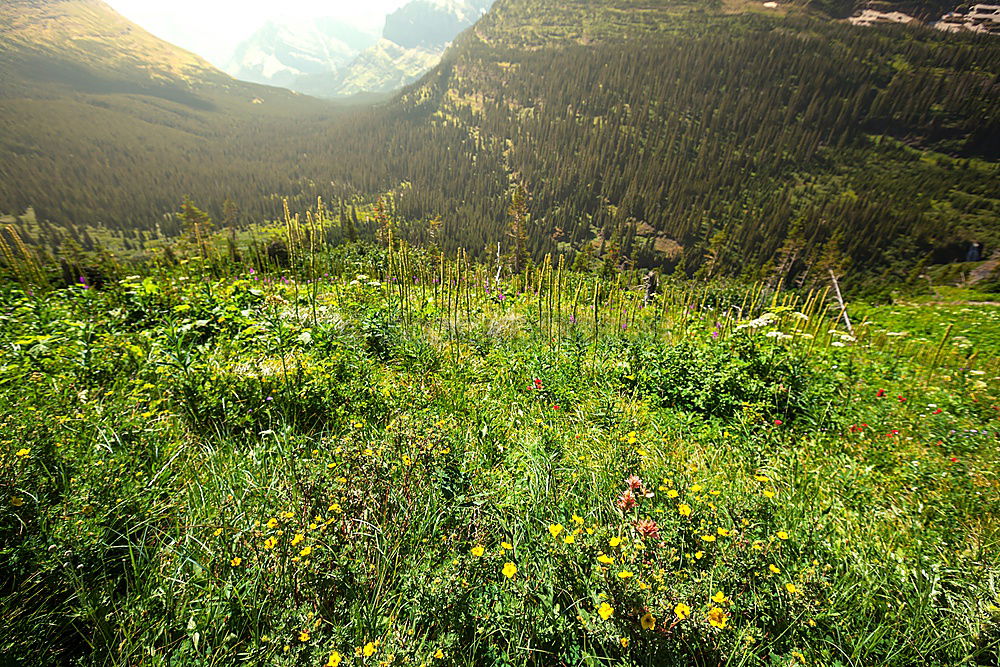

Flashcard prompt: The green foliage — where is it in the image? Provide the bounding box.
[0,250,997,666]
[627,333,808,421]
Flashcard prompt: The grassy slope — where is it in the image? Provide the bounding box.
[0,244,997,665]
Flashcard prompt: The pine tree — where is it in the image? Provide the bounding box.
[508,183,530,274]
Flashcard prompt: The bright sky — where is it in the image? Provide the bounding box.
[106,0,410,66]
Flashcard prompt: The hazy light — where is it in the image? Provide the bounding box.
[106,0,409,66]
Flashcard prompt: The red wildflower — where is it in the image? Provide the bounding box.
[876,389,885,398]
[898,396,906,403]
[950,457,958,463]
[933,409,942,414]
[634,518,660,539]
[552,404,559,410]
[773,419,783,426]
[617,489,638,511]
[626,475,644,491]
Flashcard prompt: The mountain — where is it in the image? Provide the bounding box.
[299,37,442,97]
[221,0,493,98]
[224,19,377,90]
[305,0,493,98]
[383,0,494,48]
[0,0,319,105]
[344,0,1000,289]
[1,0,998,293]
[0,0,349,230]
[0,0,225,98]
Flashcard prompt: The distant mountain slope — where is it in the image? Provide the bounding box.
[225,19,377,90]
[383,0,493,48]
[0,0,218,86]
[297,37,442,98]
[0,0,314,106]
[0,0,348,230]
[303,0,493,97]
[221,0,493,98]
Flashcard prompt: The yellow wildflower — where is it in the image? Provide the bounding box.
[572,514,585,525]
[549,524,563,538]
[363,642,377,657]
[597,554,614,565]
[674,603,691,619]
[708,607,728,629]
[563,534,575,544]
[786,582,798,594]
[299,631,310,642]
[501,542,513,550]
[11,496,24,507]
[230,557,242,567]
[291,533,305,546]
[326,652,342,667]
[617,571,633,579]
[300,546,312,557]
[717,527,731,537]
[15,448,29,458]
[769,564,781,574]
[266,518,278,530]
[678,504,692,517]
[471,545,485,557]
[777,531,789,540]
[434,648,444,659]
[667,489,679,498]
[598,602,613,620]
[609,537,622,547]
[263,537,277,550]
[711,591,728,604]
[641,612,655,630]
[502,562,517,579]
[701,535,716,542]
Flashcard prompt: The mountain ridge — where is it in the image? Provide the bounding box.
[0,0,997,291]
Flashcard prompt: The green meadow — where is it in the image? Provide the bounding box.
[1,232,997,666]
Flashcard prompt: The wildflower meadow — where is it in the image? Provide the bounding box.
[1,234,997,666]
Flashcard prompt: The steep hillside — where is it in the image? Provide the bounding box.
[0,0,354,232]
[364,0,1000,289]
[0,0,219,90]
